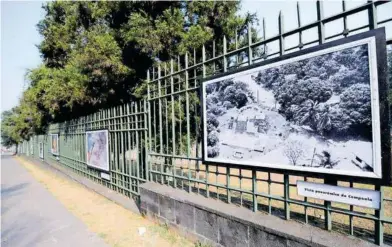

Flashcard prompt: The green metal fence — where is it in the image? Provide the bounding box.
[146,0,392,245]
[21,101,148,198]
[19,0,392,245]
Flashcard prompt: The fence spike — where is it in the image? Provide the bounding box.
[367,0,377,30]
[248,22,253,65]
[202,44,206,77]
[223,35,227,72]
[193,48,196,65]
[278,11,284,56]
[236,27,239,66]
[297,2,301,27]
[297,2,303,48]
[316,0,325,44]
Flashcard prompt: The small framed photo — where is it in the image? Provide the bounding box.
[86,129,109,171]
[50,134,59,155]
[39,142,44,159]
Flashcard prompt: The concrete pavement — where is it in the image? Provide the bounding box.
[1,155,109,247]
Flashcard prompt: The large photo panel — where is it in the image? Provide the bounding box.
[86,129,109,171]
[202,29,390,182]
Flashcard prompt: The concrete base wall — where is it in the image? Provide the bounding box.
[140,182,377,247]
[20,155,378,247]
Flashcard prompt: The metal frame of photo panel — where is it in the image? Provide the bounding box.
[85,129,110,172]
[50,133,59,155]
[201,28,390,185]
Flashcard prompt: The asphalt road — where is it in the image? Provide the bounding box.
[1,155,108,247]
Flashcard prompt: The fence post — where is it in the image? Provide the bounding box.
[248,23,253,66]
[324,177,337,231]
[278,10,290,221]
[375,184,384,245]
[252,170,257,212]
[144,99,149,181]
[202,44,209,198]
[366,3,382,244]
[170,59,176,189]
[316,0,325,44]
[297,2,303,48]
[223,35,227,72]
[147,70,152,182]
[367,0,377,30]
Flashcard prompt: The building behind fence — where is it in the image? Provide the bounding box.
[19,1,392,245]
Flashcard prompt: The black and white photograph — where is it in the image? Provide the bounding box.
[203,36,383,178]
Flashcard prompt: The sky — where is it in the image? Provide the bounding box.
[1,1,44,112]
[0,1,391,113]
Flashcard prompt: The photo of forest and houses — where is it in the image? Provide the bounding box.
[204,43,376,173]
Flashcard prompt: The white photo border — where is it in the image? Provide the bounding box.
[202,36,382,179]
[85,129,110,172]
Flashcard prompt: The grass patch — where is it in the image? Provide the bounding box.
[16,157,195,247]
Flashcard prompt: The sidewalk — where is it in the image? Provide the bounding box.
[1,155,194,247]
[1,155,109,247]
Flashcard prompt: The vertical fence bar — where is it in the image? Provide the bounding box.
[120,105,125,191]
[349,181,354,235]
[165,64,169,155]
[144,99,149,181]
[235,28,239,66]
[223,36,228,72]
[185,52,192,193]
[324,178,337,231]
[158,65,164,185]
[278,11,285,56]
[342,0,349,37]
[248,23,253,65]
[263,18,267,58]
[224,24,231,203]
[152,68,157,153]
[212,41,216,73]
[170,59,176,189]
[375,184,383,245]
[316,0,325,44]
[226,167,231,204]
[202,44,209,198]
[304,177,308,224]
[126,103,132,191]
[297,2,303,48]
[158,65,163,155]
[268,173,272,214]
[252,170,257,212]
[135,103,140,194]
[279,10,290,220]
[147,70,152,181]
[368,0,377,30]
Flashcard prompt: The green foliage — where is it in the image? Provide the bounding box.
[1,109,20,148]
[9,1,258,142]
[255,44,371,137]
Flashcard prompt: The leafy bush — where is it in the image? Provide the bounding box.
[207,145,220,158]
[253,44,372,139]
[207,130,219,146]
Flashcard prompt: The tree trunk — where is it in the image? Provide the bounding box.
[13,143,18,155]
